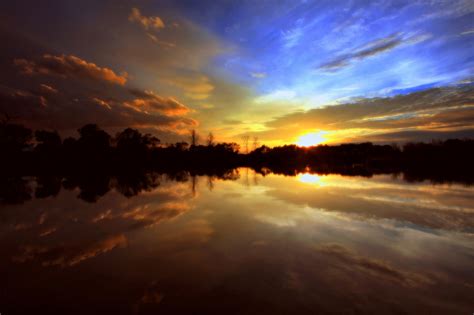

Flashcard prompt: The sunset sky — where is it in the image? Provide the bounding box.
[0,0,473,146]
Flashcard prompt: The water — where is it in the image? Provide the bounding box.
[1,169,473,314]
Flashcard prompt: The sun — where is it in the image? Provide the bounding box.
[296,131,327,147]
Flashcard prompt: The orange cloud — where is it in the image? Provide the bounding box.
[121,201,190,228]
[92,97,112,110]
[13,234,128,267]
[39,84,58,94]
[14,54,128,85]
[129,8,165,30]
[126,89,190,116]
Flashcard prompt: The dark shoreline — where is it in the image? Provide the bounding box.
[2,123,474,188]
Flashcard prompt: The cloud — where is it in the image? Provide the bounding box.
[0,52,197,139]
[14,54,128,85]
[146,32,176,47]
[460,29,474,36]
[250,72,266,79]
[13,234,128,267]
[315,244,433,287]
[129,8,165,30]
[267,84,474,129]
[318,33,431,72]
[127,89,191,115]
[162,74,215,100]
[412,0,474,23]
[92,97,112,110]
[248,83,474,144]
[266,175,474,231]
[39,84,58,94]
[0,84,48,112]
[120,202,190,229]
[352,128,474,143]
[0,83,196,138]
[282,27,303,49]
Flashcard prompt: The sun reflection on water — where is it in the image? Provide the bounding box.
[298,173,323,185]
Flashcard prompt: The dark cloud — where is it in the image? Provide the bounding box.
[14,54,128,85]
[256,83,474,143]
[0,84,47,117]
[352,128,474,143]
[268,84,474,129]
[315,244,433,287]
[1,54,197,139]
[13,234,128,267]
[38,83,58,94]
[318,33,429,71]
[0,83,196,134]
[125,89,190,116]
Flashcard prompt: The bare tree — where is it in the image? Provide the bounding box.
[190,129,199,146]
[207,132,215,146]
[253,136,259,151]
[241,135,250,154]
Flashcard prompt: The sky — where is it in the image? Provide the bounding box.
[0,0,473,146]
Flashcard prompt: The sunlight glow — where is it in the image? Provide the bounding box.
[298,174,322,185]
[297,131,327,147]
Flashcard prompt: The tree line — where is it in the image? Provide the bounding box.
[1,122,474,179]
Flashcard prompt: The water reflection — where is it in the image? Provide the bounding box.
[1,169,473,314]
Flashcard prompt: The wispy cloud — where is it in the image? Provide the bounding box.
[318,33,431,72]
[460,29,474,36]
[250,72,266,79]
[146,32,176,47]
[129,8,165,30]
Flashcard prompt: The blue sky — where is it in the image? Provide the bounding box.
[174,0,473,104]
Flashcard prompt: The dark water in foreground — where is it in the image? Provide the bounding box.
[1,169,474,314]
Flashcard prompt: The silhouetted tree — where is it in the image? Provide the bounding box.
[253,136,259,151]
[35,176,61,199]
[1,121,473,187]
[77,124,111,152]
[116,128,159,153]
[0,123,32,152]
[0,177,32,204]
[190,129,199,146]
[35,130,61,153]
[242,135,249,154]
[207,132,215,146]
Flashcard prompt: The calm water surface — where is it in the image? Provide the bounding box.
[1,169,474,314]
